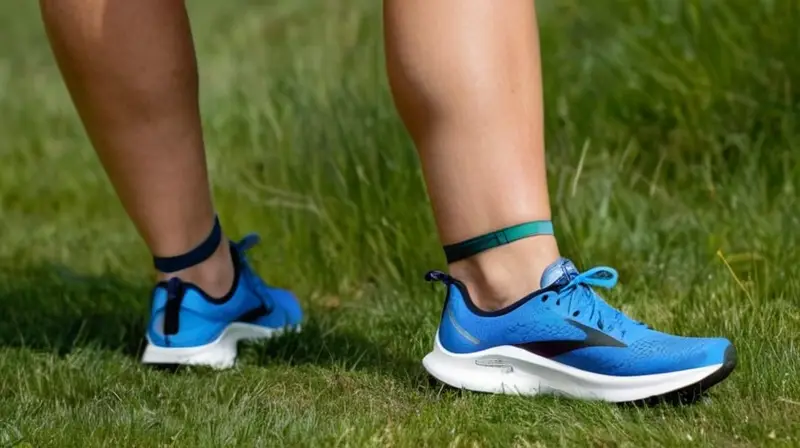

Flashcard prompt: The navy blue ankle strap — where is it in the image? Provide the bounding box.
[443,220,553,264]
[153,216,222,273]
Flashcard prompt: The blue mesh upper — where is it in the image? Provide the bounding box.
[437,258,731,376]
[147,235,303,348]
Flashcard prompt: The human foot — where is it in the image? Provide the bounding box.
[422,258,736,403]
[142,235,302,369]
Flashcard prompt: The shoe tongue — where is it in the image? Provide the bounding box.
[540,258,579,288]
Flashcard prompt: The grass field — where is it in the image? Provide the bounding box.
[0,0,799,446]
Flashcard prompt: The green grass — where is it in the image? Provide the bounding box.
[0,0,798,446]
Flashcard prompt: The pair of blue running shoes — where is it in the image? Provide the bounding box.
[142,234,736,403]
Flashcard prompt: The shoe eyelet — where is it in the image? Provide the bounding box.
[541,294,549,303]
[556,299,561,306]
[572,311,580,317]
[597,320,604,329]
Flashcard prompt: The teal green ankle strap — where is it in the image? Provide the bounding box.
[443,220,553,264]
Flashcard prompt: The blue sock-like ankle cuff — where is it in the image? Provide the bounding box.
[153,216,222,273]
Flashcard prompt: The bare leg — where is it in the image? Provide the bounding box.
[384,0,558,310]
[40,0,232,296]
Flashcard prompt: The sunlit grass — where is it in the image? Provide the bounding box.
[0,0,797,446]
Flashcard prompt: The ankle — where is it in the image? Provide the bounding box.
[448,235,559,311]
[157,239,235,299]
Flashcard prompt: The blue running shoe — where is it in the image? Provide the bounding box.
[422,258,736,402]
[141,235,302,369]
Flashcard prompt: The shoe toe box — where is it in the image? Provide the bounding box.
[265,287,304,328]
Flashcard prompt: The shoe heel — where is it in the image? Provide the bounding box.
[142,322,282,369]
[141,339,237,369]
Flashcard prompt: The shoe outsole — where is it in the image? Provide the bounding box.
[141,323,301,369]
[632,344,737,406]
[423,335,737,404]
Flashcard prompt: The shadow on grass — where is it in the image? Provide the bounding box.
[0,263,420,383]
[0,263,729,405]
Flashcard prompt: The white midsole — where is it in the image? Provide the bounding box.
[422,334,721,402]
[141,323,297,369]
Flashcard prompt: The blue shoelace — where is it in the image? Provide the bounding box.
[553,267,646,337]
